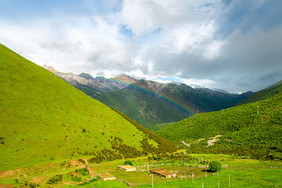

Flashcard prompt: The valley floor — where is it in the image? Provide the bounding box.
[0,152,281,187]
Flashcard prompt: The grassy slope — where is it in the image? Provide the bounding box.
[150,122,175,132]
[238,80,282,105]
[0,44,175,170]
[157,93,282,159]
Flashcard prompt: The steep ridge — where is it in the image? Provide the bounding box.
[0,44,176,170]
[238,80,282,105]
[97,79,252,128]
[157,91,282,159]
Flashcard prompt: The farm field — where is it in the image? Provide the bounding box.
[0,153,281,187]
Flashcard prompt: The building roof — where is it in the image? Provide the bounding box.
[150,169,175,177]
[118,165,136,170]
[99,173,116,179]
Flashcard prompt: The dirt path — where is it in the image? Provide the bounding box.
[0,169,21,178]
[181,141,190,147]
[207,135,222,147]
[31,177,45,184]
[0,184,15,188]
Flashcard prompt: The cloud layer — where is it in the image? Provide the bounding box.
[0,0,281,93]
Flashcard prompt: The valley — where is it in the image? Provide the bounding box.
[43,66,253,128]
[0,44,281,187]
[1,1,282,187]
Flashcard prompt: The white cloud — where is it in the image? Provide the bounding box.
[0,0,281,93]
[120,0,223,36]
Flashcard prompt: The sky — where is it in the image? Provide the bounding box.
[0,0,282,93]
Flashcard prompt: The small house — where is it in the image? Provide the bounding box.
[98,173,116,181]
[117,165,136,172]
[150,169,176,178]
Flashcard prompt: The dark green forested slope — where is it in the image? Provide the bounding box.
[0,44,176,170]
[157,93,282,159]
[97,80,251,128]
[97,87,190,129]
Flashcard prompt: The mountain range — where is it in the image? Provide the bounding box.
[43,65,137,97]
[43,66,253,128]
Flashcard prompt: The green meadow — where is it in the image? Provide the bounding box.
[0,153,281,187]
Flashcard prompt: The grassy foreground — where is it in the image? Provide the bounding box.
[135,168,282,188]
[0,153,281,187]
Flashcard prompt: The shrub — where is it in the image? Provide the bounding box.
[78,158,86,164]
[47,174,63,184]
[124,160,133,166]
[72,175,82,182]
[75,168,89,176]
[208,161,221,172]
[29,182,39,188]
[71,175,81,182]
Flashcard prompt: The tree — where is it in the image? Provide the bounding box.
[124,160,133,166]
[208,161,221,172]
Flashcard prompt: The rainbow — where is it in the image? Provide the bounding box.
[97,77,195,115]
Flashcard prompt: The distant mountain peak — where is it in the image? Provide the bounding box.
[42,65,58,73]
[188,84,203,89]
[170,81,183,85]
[79,73,94,79]
[111,74,138,84]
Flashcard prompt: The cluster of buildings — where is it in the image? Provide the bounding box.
[99,164,176,181]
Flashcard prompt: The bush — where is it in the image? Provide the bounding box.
[208,161,221,172]
[75,168,89,176]
[124,160,133,166]
[78,159,86,164]
[71,175,81,182]
[47,174,63,184]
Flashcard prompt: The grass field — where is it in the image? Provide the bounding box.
[0,153,281,187]
[135,168,282,188]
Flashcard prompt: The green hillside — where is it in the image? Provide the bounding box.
[157,92,282,159]
[238,80,282,105]
[150,122,175,132]
[0,44,176,171]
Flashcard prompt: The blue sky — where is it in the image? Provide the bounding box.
[0,0,281,93]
